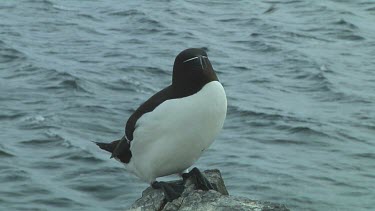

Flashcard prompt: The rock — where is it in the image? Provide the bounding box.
[128,169,289,211]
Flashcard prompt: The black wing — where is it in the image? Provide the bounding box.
[110,85,175,163]
[125,85,175,141]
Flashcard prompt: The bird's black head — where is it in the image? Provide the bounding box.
[172,48,218,96]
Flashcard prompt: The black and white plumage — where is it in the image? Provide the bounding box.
[96,48,227,184]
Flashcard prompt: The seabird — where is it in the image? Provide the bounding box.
[95,48,227,201]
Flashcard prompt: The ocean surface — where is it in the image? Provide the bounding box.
[1,0,375,210]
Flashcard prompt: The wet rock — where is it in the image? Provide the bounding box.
[128,169,289,211]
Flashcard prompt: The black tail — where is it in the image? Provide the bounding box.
[94,137,132,163]
[94,141,119,154]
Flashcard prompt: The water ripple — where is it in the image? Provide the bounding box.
[0,168,30,182]
[0,149,14,157]
[31,197,83,208]
[0,41,27,63]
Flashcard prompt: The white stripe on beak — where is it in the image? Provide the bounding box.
[183,56,208,63]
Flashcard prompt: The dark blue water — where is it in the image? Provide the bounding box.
[1,1,375,210]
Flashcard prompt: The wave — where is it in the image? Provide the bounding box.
[25,0,56,12]
[228,104,333,142]
[282,31,332,43]
[336,34,365,41]
[76,13,102,22]
[66,153,104,164]
[231,39,282,53]
[284,66,369,103]
[29,161,65,170]
[109,9,145,17]
[287,126,330,137]
[0,113,26,120]
[59,79,82,90]
[0,149,14,157]
[228,105,299,122]
[331,19,365,40]
[267,138,309,146]
[0,168,30,182]
[304,20,364,41]
[2,64,39,79]
[18,115,61,130]
[333,19,358,30]
[0,41,27,63]
[3,63,91,93]
[102,68,166,93]
[62,166,123,180]
[31,197,83,208]
[37,69,91,93]
[16,183,52,195]
[48,79,88,92]
[107,9,165,34]
[19,137,63,148]
[350,152,375,160]
[49,151,104,164]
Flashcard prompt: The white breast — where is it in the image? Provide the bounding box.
[126,81,227,183]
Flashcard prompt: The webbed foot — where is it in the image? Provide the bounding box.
[151,181,185,202]
[182,167,217,191]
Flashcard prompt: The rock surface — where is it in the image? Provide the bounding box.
[128,169,289,211]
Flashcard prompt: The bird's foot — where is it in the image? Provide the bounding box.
[151,181,185,202]
[182,167,217,191]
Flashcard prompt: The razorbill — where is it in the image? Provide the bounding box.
[95,48,227,201]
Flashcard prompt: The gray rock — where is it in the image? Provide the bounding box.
[128,169,289,211]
